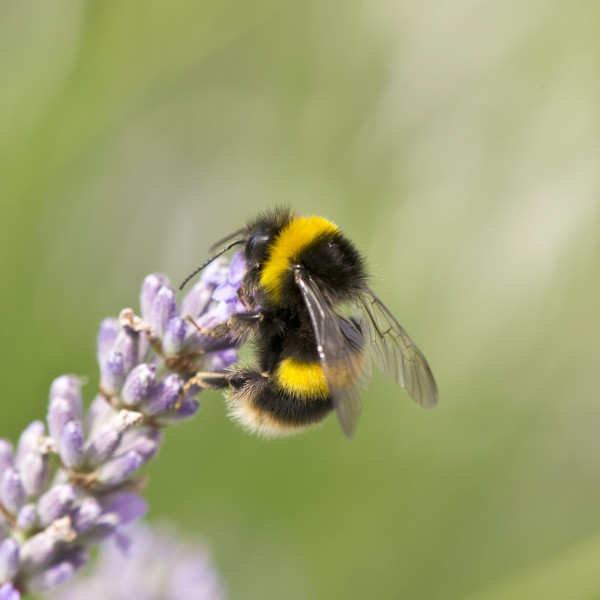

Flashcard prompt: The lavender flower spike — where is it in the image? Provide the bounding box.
[47,523,226,600]
[0,254,244,596]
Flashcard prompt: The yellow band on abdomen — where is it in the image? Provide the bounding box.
[260,215,338,303]
[275,358,329,400]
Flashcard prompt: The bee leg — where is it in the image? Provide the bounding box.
[186,312,265,339]
[225,312,265,340]
[176,371,230,409]
[184,315,230,338]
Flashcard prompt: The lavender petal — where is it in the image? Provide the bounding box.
[0,538,20,582]
[59,422,85,470]
[149,286,177,338]
[14,422,45,470]
[200,257,229,287]
[141,374,183,416]
[0,582,20,600]
[49,376,83,421]
[37,485,77,528]
[19,451,50,499]
[205,348,238,372]
[228,250,246,286]
[96,317,119,365]
[26,547,88,594]
[111,329,139,374]
[75,513,120,546]
[140,273,170,321]
[101,492,147,525]
[212,282,238,303]
[99,350,125,396]
[84,426,120,467]
[15,505,36,536]
[154,398,200,425]
[162,317,188,357]
[0,469,26,515]
[119,428,161,462]
[84,395,114,435]
[121,364,156,407]
[179,280,214,320]
[96,451,144,486]
[47,399,75,444]
[70,498,102,535]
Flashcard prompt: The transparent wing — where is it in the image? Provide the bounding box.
[293,267,371,439]
[359,289,438,409]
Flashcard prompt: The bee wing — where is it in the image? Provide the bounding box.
[358,289,438,409]
[293,267,371,439]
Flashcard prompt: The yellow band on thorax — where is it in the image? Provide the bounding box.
[275,358,329,400]
[260,215,338,303]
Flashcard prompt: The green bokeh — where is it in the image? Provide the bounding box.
[2,1,600,598]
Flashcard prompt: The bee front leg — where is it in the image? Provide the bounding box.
[186,312,265,339]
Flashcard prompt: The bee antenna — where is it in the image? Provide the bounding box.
[179,239,245,290]
[208,228,246,252]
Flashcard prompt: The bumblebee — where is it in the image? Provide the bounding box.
[180,208,438,439]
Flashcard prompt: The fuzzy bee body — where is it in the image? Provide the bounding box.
[181,208,438,439]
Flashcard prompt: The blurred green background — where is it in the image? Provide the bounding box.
[2,0,600,598]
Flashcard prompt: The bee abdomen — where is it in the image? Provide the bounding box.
[274,358,329,400]
[226,365,333,437]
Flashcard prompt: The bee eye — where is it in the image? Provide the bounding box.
[246,232,270,260]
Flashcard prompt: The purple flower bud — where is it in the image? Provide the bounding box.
[19,451,50,499]
[0,582,20,600]
[162,318,188,357]
[96,317,119,365]
[120,428,161,461]
[76,513,119,546]
[20,517,74,572]
[85,409,143,467]
[140,273,170,321]
[16,504,37,532]
[37,484,77,528]
[15,421,45,469]
[154,398,199,425]
[141,374,183,416]
[186,303,234,353]
[0,469,26,514]
[99,350,125,396]
[84,396,114,435]
[180,281,214,320]
[228,250,246,286]
[84,426,120,466]
[47,398,75,444]
[49,376,83,420]
[112,329,139,374]
[150,286,177,338]
[59,421,85,470]
[121,364,156,407]
[0,441,14,478]
[0,538,20,582]
[26,547,87,594]
[71,497,102,534]
[96,451,143,486]
[102,492,147,525]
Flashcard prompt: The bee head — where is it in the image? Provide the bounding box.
[245,232,271,267]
